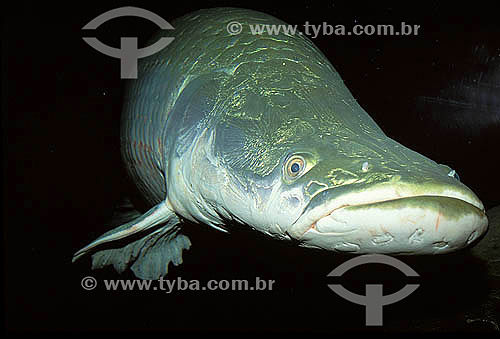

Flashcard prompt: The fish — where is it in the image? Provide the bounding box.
[73,7,488,279]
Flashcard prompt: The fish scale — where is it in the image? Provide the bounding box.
[74,8,488,279]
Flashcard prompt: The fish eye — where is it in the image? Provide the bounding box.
[285,155,305,178]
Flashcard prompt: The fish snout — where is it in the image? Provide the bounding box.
[298,195,488,254]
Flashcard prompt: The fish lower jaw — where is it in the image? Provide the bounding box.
[296,195,488,255]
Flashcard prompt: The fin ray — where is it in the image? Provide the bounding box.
[73,200,192,279]
[72,200,175,262]
[90,217,191,279]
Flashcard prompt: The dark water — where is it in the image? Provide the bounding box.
[4,2,499,333]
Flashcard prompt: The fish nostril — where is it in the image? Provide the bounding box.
[361,161,370,172]
[447,169,460,181]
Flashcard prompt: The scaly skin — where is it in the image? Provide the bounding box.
[74,8,488,279]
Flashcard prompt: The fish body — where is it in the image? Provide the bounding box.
[73,8,488,279]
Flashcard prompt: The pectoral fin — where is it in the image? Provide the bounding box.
[72,200,191,279]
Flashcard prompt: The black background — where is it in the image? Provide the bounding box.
[4,1,500,333]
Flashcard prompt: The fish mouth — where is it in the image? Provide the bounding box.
[290,187,488,255]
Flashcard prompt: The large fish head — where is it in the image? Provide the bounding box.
[214,85,488,255]
[276,140,488,255]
